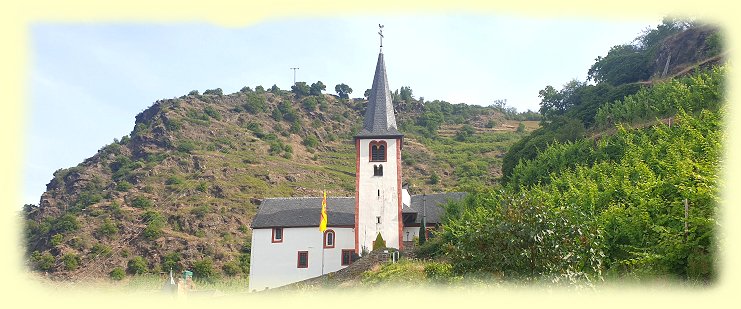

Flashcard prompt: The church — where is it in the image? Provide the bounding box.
[248,36,465,291]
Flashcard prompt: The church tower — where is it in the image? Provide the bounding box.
[355,34,404,254]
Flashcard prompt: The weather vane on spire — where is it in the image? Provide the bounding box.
[378,24,384,51]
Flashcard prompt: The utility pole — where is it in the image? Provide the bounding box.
[290,67,299,85]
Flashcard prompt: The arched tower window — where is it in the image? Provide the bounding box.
[369,141,387,162]
[374,164,383,176]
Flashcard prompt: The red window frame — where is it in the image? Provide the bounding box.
[369,141,387,162]
[272,228,283,243]
[341,249,354,266]
[297,251,309,268]
[323,229,335,249]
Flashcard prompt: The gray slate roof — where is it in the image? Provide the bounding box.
[406,192,468,225]
[251,197,355,229]
[356,52,403,138]
[251,192,467,229]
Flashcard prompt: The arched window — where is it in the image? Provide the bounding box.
[369,141,387,162]
[374,164,383,176]
[324,229,335,248]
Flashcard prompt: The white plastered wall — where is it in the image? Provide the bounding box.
[248,227,354,291]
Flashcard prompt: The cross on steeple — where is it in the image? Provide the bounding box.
[378,24,384,51]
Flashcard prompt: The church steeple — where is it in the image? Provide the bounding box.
[354,25,405,254]
[356,52,403,138]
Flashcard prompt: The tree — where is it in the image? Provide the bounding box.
[399,86,414,102]
[269,84,281,93]
[127,256,148,275]
[372,233,386,251]
[310,81,326,96]
[364,89,371,98]
[203,88,223,96]
[335,83,353,99]
[291,82,310,97]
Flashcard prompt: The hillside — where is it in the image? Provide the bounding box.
[23,85,532,280]
[421,20,726,285]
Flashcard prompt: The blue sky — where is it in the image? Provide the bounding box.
[25,14,659,205]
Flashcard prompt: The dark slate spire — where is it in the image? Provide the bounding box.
[356,52,403,138]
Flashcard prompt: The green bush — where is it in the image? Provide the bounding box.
[50,234,63,246]
[190,205,210,218]
[176,140,197,153]
[222,260,241,277]
[91,243,112,257]
[62,253,80,271]
[98,219,119,238]
[303,135,319,148]
[31,251,55,271]
[130,196,153,209]
[127,256,148,275]
[165,175,185,186]
[372,233,386,251]
[109,267,125,280]
[193,258,215,279]
[52,214,79,233]
[162,252,182,273]
[424,262,454,283]
[203,88,223,96]
[203,106,222,120]
[116,180,132,192]
[302,97,318,111]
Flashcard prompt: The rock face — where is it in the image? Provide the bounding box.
[651,26,723,79]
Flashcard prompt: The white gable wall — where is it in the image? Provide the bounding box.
[248,226,354,291]
[357,138,401,253]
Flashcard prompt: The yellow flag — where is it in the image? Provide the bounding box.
[319,190,327,232]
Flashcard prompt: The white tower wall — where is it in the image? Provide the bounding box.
[355,138,402,253]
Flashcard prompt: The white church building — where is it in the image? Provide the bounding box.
[248,42,466,292]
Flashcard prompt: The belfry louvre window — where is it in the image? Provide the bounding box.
[369,141,387,162]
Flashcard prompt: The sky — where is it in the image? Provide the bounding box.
[24,14,660,206]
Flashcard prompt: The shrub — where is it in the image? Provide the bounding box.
[244,94,267,114]
[429,172,440,185]
[222,260,241,276]
[98,219,119,238]
[162,252,182,273]
[303,135,319,148]
[31,251,55,271]
[302,97,318,111]
[176,140,197,153]
[52,214,79,233]
[116,180,132,192]
[517,122,526,133]
[50,234,63,246]
[91,243,112,257]
[188,90,199,96]
[193,258,215,279]
[203,88,223,96]
[127,256,148,275]
[203,106,222,120]
[424,262,454,283]
[239,253,251,274]
[62,253,80,271]
[486,119,497,128]
[130,196,153,209]
[109,267,125,280]
[372,233,386,251]
[165,175,185,186]
[190,205,210,219]
[240,86,253,93]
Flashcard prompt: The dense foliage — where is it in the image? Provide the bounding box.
[442,67,724,283]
